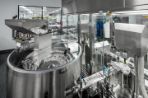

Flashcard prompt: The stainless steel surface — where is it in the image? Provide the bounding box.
[81,67,116,89]
[64,42,82,88]
[7,51,66,98]
[77,14,81,44]
[62,0,148,14]
[62,0,125,14]
[125,0,148,7]
[134,56,148,98]
[7,42,82,98]
[5,16,80,98]
[114,23,148,57]
[5,19,48,35]
[114,23,148,98]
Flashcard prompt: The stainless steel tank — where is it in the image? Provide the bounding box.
[5,19,82,98]
[7,43,82,98]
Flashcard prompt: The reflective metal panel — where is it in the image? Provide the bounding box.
[62,0,125,14]
[123,0,148,11]
[88,0,124,12]
[7,43,82,98]
[5,19,48,34]
[125,0,148,7]
[7,51,66,98]
[63,0,148,14]
[114,23,148,57]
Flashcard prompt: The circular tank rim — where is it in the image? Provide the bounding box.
[7,43,82,74]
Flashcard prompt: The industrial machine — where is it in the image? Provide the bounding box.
[61,0,148,98]
[5,0,148,98]
[114,23,148,98]
[5,19,82,98]
[5,18,133,98]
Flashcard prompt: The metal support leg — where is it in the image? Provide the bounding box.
[134,56,148,98]
[134,56,139,98]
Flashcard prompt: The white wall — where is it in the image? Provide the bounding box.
[0,0,18,51]
[0,0,61,51]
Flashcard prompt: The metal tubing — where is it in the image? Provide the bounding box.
[89,14,93,62]
[77,14,81,44]
[134,56,148,98]
[137,56,148,98]
[134,56,139,98]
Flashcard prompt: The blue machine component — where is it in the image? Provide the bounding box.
[103,65,110,76]
[96,19,104,40]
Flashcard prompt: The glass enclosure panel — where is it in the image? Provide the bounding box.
[19,6,61,35]
[43,7,61,23]
[62,14,78,42]
[19,6,42,19]
[44,7,61,34]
